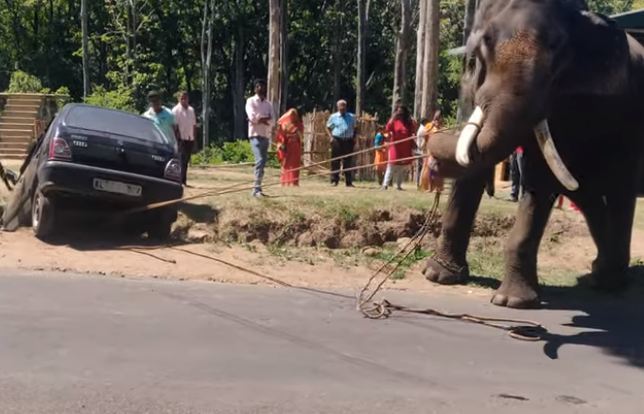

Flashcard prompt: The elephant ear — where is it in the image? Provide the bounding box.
[556,11,630,96]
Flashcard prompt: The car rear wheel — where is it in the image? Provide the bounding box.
[32,190,56,239]
[147,207,176,241]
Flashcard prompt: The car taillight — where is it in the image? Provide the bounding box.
[49,137,72,160]
[164,158,182,182]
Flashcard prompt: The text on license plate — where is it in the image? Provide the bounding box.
[93,178,142,197]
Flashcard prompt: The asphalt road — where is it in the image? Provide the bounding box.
[0,270,643,413]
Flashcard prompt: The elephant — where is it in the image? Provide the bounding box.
[424,0,644,308]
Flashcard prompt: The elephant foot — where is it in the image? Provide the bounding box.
[491,276,540,309]
[423,255,469,285]
[588,259,629,292]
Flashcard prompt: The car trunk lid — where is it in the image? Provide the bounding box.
[61,127,173,178]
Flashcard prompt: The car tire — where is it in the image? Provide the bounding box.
[32,190,56,239]
[147,208,175,241]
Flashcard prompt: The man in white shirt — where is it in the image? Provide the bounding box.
[172,91,197,185]
[245,79,275,197]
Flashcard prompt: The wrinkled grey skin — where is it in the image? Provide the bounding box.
[425,0,644,308]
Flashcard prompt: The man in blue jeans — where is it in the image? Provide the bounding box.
[245,80,275,197]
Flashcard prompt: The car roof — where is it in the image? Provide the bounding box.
[60,103,152,126]
[58,103,171,145]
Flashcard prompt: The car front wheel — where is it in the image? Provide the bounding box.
[32,190,57,239]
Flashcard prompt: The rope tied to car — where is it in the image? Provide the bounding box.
[2,125,548,342]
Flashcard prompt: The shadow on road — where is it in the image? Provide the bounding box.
[470,266,644,368]
[540,265,644,368]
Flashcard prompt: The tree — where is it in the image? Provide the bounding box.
[413,0,427,120]
[356,0,368,115]
[267,0,284,117]
[81,0,90,98]
[391,0,412,115]
[279,0,289,114]
[420,0,439,119]
[231,10,247,139]
[201,0,215,148]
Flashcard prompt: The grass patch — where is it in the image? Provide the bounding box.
[374,248,431,280]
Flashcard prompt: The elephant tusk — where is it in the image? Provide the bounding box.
[456,106,484,167]
[534,120,579,191]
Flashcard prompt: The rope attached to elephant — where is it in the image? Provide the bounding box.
[356,192,548,342]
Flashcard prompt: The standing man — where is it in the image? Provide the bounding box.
[245,80,274,198]
[143,90,179,145]
[172,91,197,185]
[326,99,357,187]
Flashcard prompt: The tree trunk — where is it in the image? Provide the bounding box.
[413,0,427,120]
[420,0,439,120]
[232,23,246,139]
[332,4,342,104]
[129,0,137,53]
[81,0,90,98]
[391,0,412,115]
[267,0,282,118]
[356,0,367,115]
[201,0,214,149]
[279,0,289,115]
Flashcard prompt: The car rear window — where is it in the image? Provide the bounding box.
[65,105,170,144]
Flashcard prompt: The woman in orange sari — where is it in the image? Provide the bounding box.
[275,108,304,186]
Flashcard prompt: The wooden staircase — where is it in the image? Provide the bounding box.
[0,94,43,160]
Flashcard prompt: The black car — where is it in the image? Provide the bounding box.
[2,104,183,239]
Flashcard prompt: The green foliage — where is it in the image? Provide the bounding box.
[587,0,633,14]
[220,141,254,164]
[85,86,136,112]
[0,0,640,137]
[7,70,43,93]
[54,86,70,96]
[374,248,431,280]
[191,146,224,165]
[191,140,280,167]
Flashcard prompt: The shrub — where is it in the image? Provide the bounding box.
[54,86,70,96]
[191,140,279,167]
[221,141,254,164]
[7,70,43,93]
[191,145,224,165]
[85,85,136,113]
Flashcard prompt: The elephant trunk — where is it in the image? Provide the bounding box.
[428,106,579,191]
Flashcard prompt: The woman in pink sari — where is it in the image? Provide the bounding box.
[275,108,304,186]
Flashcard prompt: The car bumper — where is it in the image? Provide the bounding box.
[37,161,183,207]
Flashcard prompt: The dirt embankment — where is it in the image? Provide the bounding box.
[173,201,590,249]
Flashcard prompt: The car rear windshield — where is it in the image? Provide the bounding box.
[65,106,171,144]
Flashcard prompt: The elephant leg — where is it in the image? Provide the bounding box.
[596,188,637,290]
[492,191,554,308]
[571,193,617,289]
[424,170,487,284]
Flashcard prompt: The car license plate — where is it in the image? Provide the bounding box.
[93,178,142,197]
